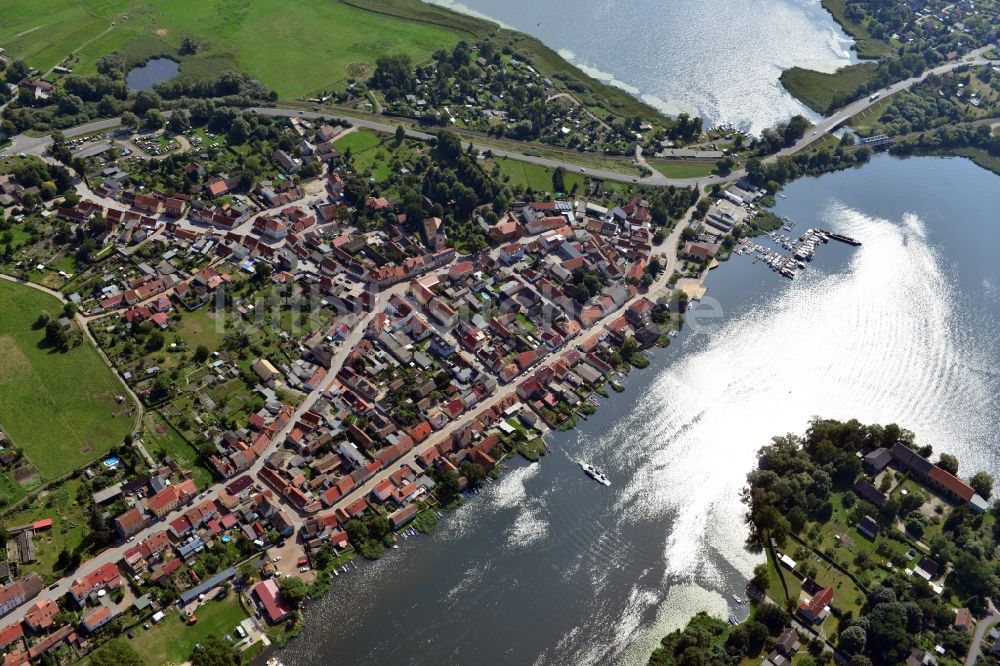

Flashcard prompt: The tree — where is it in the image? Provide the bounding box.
[460,460,486,486]
[229,116,250,144]
[839,625,867,654]
[168,109,191,133]
[970,471,993,499]
[552,166,566,193]
[749,563,769,594]
[755,603,788,634]
[44,319,68,351]
[90,639,144,666]
[190,635,241,666]
[5,60,30,85]
[279,575,308,608]
[194,345,211,363]
[143,108,165,130]
[937,453,959,476]
[180,36,200,55]
[865,602,913,665]
[121,111,139,130]
[394,124,406,146]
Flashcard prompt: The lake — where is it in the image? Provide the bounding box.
[274,154,1000,665]
[426,0,857,133]
[126,57,179,92]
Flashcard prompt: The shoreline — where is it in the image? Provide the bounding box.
[418,0,857,128]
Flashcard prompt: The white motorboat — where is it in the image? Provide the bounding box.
[580,462,611,486]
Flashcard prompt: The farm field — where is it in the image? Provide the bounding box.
[0,0,464,98]
[0,279,134,479]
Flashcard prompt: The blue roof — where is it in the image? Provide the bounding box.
[178,567,237,605]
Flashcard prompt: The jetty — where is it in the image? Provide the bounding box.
[817,229,862,246]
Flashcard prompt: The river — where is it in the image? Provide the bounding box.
[274,154,1000,665]
[425,0,858,132]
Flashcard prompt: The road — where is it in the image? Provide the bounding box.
[0,288,389,628]
[778,45,997,158]
[965,606,1000,666]
[4,44,995,190]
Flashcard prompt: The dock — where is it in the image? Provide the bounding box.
[817,229,862,246]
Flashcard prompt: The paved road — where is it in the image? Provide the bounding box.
[0,287,393,627]
[247,107,690,187]
[777,45,996,159]
[4,45,994,190]
[965,607,1000,666]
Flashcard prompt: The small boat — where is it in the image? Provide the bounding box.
[580,462,611,486]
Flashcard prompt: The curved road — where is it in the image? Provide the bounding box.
[3,45,992,190]
[965,607,1000,666]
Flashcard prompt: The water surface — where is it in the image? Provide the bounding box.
[426,0,856,132]
[126,57,179,92]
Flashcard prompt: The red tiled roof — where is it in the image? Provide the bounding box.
[927,466,975,501]
[799,586,833,618]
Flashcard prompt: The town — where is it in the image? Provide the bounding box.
[0,0,998,662]
[0,91,755,662]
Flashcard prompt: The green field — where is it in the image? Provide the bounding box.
[780,62,878,114]
[0,0,464,98]
[650,160,718,179]
[847,96,892,133]
[173,306,229,351]
[0,279,134,478]
[0,0,669,123]
[122,594,248,665]
[493,157,584,193]
[335,129,394,181]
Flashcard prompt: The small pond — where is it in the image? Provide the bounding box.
[126,57,179,92]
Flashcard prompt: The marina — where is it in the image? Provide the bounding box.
[738,227,860,279]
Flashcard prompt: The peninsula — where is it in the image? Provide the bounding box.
[651,419,1000,666]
